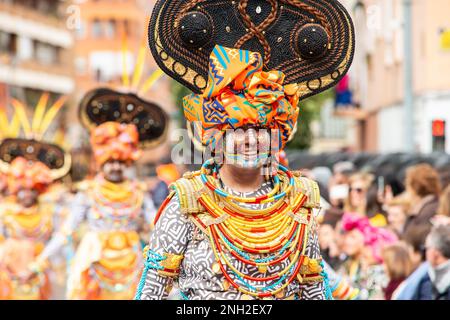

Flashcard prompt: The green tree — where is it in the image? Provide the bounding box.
[287,89,335,150]
[171,80,192,129]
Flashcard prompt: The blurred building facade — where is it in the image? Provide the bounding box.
[336,0,450,154]
[71,0,175,171]
[0,0,75,107]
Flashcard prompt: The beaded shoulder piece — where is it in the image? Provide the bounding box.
[170,170,321,215]
[170,171,205,214]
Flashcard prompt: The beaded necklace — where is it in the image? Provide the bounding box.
[91,176,143,222]
[4,204,53,242]
[195,160,312,298]
[200,159,294,204]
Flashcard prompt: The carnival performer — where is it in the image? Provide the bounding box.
[0,96,72,300]
[34,59,169,300]
[136,0,355,300]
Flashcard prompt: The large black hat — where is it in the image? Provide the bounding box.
[0,138,71,180]
[149,0,355,99]
[79,88,169,148]
[0,94,72,180]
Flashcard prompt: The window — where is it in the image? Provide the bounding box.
[17,36,34,61]
[105,19,117,39]
[123,20,131,37]
[75,21,87,40]
[0,31,16,56]
[92,19,103,39]
[75,57,87,75]
[35,42,59,65]
[0,32,11,53]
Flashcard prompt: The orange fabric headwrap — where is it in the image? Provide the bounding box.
[7,157,52,194]
[183,45,300,149]
[91,122,141,166]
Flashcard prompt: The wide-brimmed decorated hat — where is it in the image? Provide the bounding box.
[79,35,169,149]
[0,94,71,182]
[149,0,355,99]
[79,88,169,149]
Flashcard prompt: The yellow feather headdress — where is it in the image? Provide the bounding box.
[0,94,71,181]
[79,29,169,149]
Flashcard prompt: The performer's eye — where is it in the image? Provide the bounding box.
[9,146,21,158]
[295,23,330,60]
[178,11,214,49]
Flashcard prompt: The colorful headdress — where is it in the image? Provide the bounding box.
[342,213,398,264]
[91,122,142,166]
[6,157,53,194]
[149,0,354,148]
[0,94,71,190]
[79,35,169,150]
[184,46,300,148]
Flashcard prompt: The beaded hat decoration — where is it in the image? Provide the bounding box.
[0,94,71,181]
[148,0,355,99]
[79,34,169,148]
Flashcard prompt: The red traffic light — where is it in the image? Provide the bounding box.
[432,120,446,137]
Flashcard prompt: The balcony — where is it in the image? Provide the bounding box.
[0,53,75,94]
[0,2,65,29]
[333,106,369,120]
[0,3,73,48]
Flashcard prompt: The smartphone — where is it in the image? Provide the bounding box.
[329,184,349,200]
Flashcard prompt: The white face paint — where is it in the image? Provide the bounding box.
[223,127,271,169]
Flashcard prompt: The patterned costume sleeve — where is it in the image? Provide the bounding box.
[137,194,192,300]
[299,218,326,300]
[38,191,88,261]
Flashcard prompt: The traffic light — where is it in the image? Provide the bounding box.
[432,119,445,137]
[432,119,446,152]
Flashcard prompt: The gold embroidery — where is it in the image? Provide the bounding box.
[159,253,184,271]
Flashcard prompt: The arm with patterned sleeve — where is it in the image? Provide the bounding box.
[135,194,192,300]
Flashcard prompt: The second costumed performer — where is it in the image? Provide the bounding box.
[136,0,354,300]
[36,87,169,299]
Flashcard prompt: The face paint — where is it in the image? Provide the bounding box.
[223,127,272,169]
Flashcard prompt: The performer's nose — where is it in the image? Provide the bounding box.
[246,130,258,147]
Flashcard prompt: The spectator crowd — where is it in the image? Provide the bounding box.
[302,159,450,300]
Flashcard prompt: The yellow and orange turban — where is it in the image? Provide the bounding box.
[91,122,141,166]
[6,157,52,194]
[183,45,300,149]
